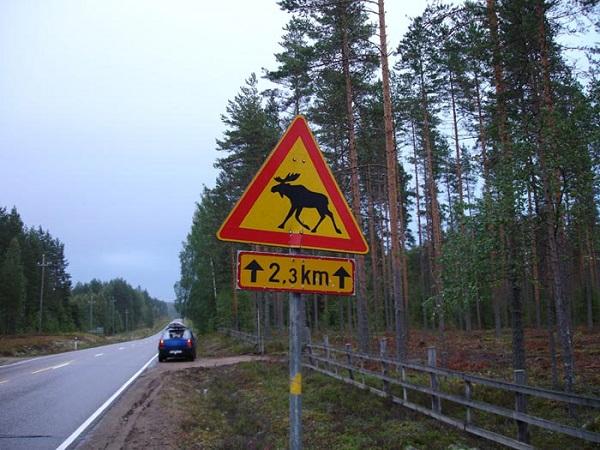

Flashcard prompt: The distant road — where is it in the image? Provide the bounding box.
[0,333,160,450]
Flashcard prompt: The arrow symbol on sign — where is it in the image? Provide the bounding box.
[244,260,264,283]
[333,267,351,289]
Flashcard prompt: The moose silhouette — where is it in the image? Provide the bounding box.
[271,173,342,234]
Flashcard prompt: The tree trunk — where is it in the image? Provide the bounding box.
[367,168,383,331]
[449,71,465,215]
[339,5,369,353]
[276,293,285,330]
[544,261,560,388]
[527,171,542,328]
[378,0,406,361]
[411,121,428,330]
[486,0,526,371]
[581,251,592,331]
[398,174,410,318]
[264,293,271,339]
[313,294,319,331]
[535,0,575,390]
[444,168,454,230]
[419,65,444,337]
[493,280,502,337]
[449,71,472,331]
[585,229,596,330]
[474,70,490,332]
[475,71,489,183]
[381,202,393,331]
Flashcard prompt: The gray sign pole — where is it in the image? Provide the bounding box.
[289,290,302,450]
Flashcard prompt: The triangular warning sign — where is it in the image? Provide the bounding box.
[217,115,368,254]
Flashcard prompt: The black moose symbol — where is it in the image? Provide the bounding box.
[271,173,342,234]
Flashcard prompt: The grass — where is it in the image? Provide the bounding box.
[196,332,260,357]
[157,334,497,450]
[178,332,600,449]
[161,363,493,450]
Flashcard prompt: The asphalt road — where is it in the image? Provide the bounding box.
[0,332,161,450]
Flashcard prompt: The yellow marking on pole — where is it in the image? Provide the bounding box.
[290,373,302,395]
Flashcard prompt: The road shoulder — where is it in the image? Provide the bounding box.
[74,355,272,450]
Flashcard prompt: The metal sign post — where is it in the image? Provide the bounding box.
[289,290,302,450]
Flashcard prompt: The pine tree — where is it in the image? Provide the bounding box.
[178,78,281,332]
[0,237,26,334]
[265,17,315,117]
[278,0,379,351]
[214,73,282,201]
[396,4,449,341]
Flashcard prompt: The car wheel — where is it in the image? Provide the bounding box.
[158,356,164,362]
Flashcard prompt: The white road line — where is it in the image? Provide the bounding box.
[0,379,8,384]
[31,360,74,374]
[55,353,157,450]
[94,353,104,357]
[118,347,125,350]
[0,354,57,369]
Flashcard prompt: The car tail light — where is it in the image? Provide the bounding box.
[159,339,164,349]
[187,338,192,348]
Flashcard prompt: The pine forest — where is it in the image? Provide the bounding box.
[0,206,168,335]
[176,0,599,393]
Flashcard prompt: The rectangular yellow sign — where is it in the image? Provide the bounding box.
[237,251,355,296]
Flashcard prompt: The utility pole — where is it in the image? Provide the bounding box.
[37,254,52,333]
[125,309,129,332]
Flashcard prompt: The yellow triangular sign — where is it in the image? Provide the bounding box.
[217,115,368,254]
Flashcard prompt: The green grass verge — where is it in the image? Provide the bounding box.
[158,334,495,449]
[162,362,494,450]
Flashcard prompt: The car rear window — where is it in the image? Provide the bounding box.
[163,328,186,339]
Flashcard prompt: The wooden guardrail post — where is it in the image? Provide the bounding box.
[514,369,530,444]
[305,327,315,367]
[401,365,408,403]
[323,336,332,373]
[379,338,391,398]
[345,343,355,380]
[465,380,472,426]
[427,347,441,414]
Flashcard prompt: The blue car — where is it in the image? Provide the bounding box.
[158,324,196,362]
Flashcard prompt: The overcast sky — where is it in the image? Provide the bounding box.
[0,0,477,301]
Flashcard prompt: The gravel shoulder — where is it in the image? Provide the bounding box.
[74,355,272,450]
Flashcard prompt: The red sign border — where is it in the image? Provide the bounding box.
[217,116,368,254]
[237,250,356,296]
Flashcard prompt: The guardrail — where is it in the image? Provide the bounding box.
[303,337,600,449]
[218,328,264,353]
